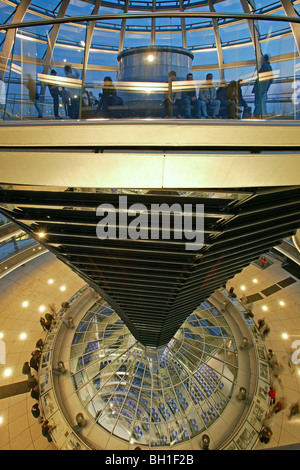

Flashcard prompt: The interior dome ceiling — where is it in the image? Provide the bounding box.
[70,299,239,447]
[1,0,299,71]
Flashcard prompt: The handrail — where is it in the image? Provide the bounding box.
[0,11,300,32]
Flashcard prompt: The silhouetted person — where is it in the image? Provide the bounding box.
[162,71,180,118]
[36,339,44,351]
[31,384,39,400]
[97,77,122,117]
[25,74,42,118]
[259,426,272,444]
[22,361,33,379]
[199,73,220,118]
[30,351,40,372]
[64,65,80,118]
[181,73,200,118]
[48,70,62,119]
[252,54,273,117]
[288,402,300,420]
[42,420,52,442]
[31,403,43,423]
[40,317,51,331]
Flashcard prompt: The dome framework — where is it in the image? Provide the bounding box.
[0,0,300,121]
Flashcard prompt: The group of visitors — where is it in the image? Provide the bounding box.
[163,70,221,119]
[25,64,81,119]
[25,68,122,120]
[259,348,300,445]
[222,278,300,448]
[40,312,55,331]
[163,54,272,119]
[21,53,272,120]
[21,301,70,445]
[22,337,53,443]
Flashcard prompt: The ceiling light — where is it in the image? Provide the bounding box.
[0,332,3,339]
[39,305,46,313]
[241,285,246,291]
[253,278,258,284]
[282,333,288,340]
[19,333,27,340]
[22,301,29,308]
[147,54,154,62]
[262,305,268,311]
[37,231,45,238]
[60,285,66,292]
[279,301,285,306]
[0,417,3,425]
[48,279,54,285]
[3,368,12,377]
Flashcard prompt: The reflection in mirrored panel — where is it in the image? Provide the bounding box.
[70,299,238,447]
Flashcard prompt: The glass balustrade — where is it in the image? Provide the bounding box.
[0,6,300,122]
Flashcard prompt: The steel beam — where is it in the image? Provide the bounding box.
[0,0,32,80]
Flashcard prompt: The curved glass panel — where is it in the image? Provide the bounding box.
[70,300,238,447]
[0,2,300,121]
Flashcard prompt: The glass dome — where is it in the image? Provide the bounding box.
[1,0,300,120]
[70,299,238,447]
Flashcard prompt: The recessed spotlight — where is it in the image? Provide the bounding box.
[0,416,3,425]
[253,278,258,284]
[282,333,288,340]
[3,368,12,378]
[60,285,66,292]
[241,285,246,291]
[0,332,3,339]
[22,301,29,308]
[19,333,27,340]
[37,231,45,238]
[39,305,46,313]
[262,305,268,311]
[48,279,54,285]
[279,301,285,306]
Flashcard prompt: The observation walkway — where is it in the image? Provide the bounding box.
[0,118,300,189]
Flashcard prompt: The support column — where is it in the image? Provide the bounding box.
[240,0,262,58]
[280,0,300,55]
[42,0,71,76]
[208,0,225,83]
[0,0,32,80]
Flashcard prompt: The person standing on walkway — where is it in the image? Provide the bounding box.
[48,70,62,119]
[25,74,43,118]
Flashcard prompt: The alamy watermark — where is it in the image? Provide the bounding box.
[291,340,300,365]
[96,196,204,251]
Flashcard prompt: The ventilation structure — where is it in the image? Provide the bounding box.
[0,186,299,348]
